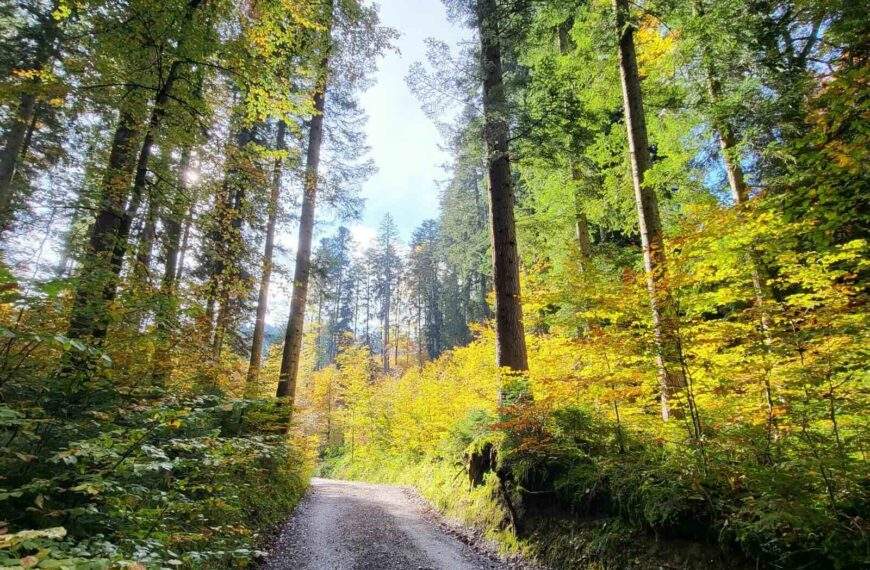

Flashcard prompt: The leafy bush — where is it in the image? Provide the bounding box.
[1,394,310,568]
[492,405,868,569]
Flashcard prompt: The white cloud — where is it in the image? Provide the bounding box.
[350,223,377,252]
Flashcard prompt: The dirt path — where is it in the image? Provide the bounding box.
[263,477,507,570]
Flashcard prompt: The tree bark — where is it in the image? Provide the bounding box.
[246,121,287,395]
[276,57,330,404]
[476,0,528,373]
[613,0,696,432]
[571,168,593,265]
[65,110,141,344]
[151,146,191,385]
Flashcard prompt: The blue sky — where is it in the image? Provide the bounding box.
[350,0,470,246]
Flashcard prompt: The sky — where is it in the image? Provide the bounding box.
[348,0,470,247]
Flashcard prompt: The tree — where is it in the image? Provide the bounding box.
[612,0,698,432]
[310,225,356,368]
[474,0,528,373]
[277,0,394,405]
[0,0,64,230]
[370,214,401,372]
[246,121,288,393]
[151,145,197,385]
[276,50,331,402]
[64,0,207,357]
[409,220,444,359]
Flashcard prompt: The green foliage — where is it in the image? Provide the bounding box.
[1,388,309,568]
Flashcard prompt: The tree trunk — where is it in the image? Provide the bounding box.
[693,0,773,441]
[212,301,229,359]
[276,59,330,404]
[473,177,492,321]
[476,0,528,373]
[175,199,195,284]
[151,147,191,385]
[112,0,200,290]
[352,276,359,337]
[393,274,400,367]
[161,147,190,292]
[114,54,189,278]
[20,106,40,162]
[364,274,371,348]
[0,0,59,231]
[706,58,774,344]
[558,22,594,267]
[246,121,287,395]
[382,286,391,373]
[613,0,696,433]
[212,142,249,359]
[693,0,773,336]
[572,168,593,265]
[0,93,37,229]
[65,110,141,345]
[134,189,159,283]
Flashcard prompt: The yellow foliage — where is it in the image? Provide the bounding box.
[297,202,867,509]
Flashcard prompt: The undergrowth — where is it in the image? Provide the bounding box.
[328,405,868,569]
[1,390,310,568]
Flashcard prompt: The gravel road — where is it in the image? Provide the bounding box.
[263,477,507,570]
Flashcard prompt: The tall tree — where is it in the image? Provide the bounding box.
[557,21,593,266]
[65,0,205,353]
[151,146,194,385]
[210,123,263,359]
[246,121,287,394]
[475,0,528,373]
[409,220,444,359]
[370,214,401,372]
[0,0,62,230]
[276,23,332,402]
[277,0,392,403]
[612,0,698,433]
[691,0,774,325]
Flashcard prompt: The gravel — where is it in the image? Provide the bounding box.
[262,477,519,570]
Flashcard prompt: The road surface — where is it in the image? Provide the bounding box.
[263,477,506,569]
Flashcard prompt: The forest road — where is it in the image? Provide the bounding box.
[263,477,506,570]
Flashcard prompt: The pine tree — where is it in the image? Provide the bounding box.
[475,0,528,373]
